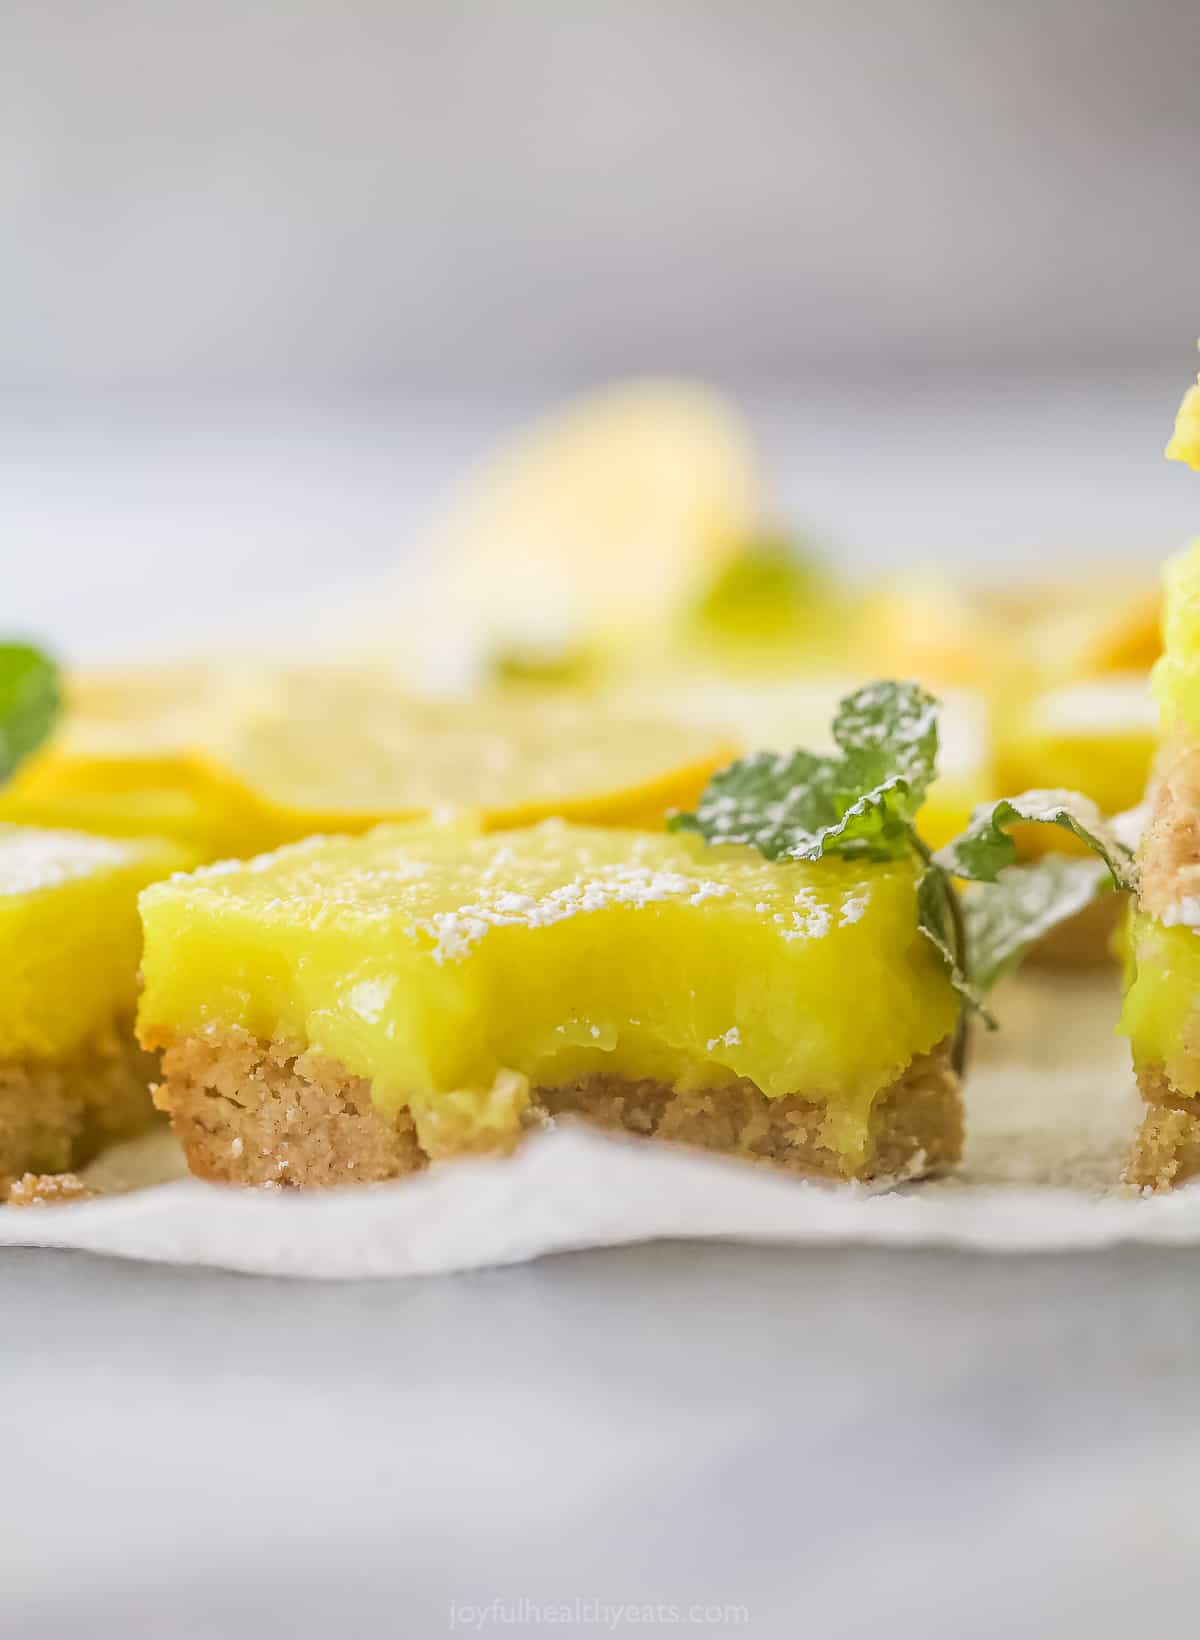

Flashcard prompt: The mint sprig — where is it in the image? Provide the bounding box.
[963,856,1116,994]
[0,644,59,784]
[916,861,992,1023]
[669,679,938,863]
[669,679,1135,1029]
[935,791,1135,890]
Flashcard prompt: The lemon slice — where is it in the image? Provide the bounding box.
[0,665,738,854]
[205,677,738,840]
[0,665,275,855]
[993,672,1158,832]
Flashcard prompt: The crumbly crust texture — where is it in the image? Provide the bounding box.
[154,1030,961,1188]
[1126,1065,1200,1191]
[0,1021,161,1200]
[1137,735,1200,922]
[154,1033,426,1188]
[6,1172,95,1207]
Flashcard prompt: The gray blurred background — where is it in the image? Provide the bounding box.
[5,0,1200,390]
[3,0,1200,656]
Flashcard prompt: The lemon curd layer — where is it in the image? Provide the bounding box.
[1121,911,1200,1098]
[138,821,958,1164]
[1152,542,1200,740]
[0,825,189,1061]
[1167,381,1200,472]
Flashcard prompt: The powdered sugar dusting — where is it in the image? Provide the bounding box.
[152,818,890,970]
[0,824,145,896]
[348,977,394,1023]
[1161,895,1200,930]
[423,866,733,962]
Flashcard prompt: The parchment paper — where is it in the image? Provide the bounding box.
[3,969,1192,1279]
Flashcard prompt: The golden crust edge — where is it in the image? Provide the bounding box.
[1126,1066,1200,1192]
[0,1019,161,1200]
[150,1028,962,1189]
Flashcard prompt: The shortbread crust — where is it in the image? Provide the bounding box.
[0,1019,161,1199]
[153,1028,961,1188]
[1126,1066,1200,1191]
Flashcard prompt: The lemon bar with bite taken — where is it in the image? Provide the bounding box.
[0,824,190,1196]
[137,820,962,1188]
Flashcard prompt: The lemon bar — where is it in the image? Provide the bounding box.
[0,824,188,1195]
[1120,542,1200,1186]
[138,820,962,1188]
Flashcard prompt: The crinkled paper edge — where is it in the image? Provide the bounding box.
[1,1123,1197,1280]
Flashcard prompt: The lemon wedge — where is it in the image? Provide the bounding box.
[337,380,762,684]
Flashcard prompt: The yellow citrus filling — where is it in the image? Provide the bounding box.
[1166,381,1200,472]
[1120,910,1200,1097]
[0,824,191,1060]
[1152,541,1200,741]
[138,820,957,1164]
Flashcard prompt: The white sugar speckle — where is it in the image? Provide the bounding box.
[494,891,536,914]
[688,880,733,905]
[1162,895,1200,930]
[423,864,745,962]
[705,1026,742,1051]
[838,894,867,927]
[348,977,394,1023]
[0,825,142,896]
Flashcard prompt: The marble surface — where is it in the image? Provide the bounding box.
[5,1238,1200,1639]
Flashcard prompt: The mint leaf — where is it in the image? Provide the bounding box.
[669,680,938,863]
[935,789,1135,889]
[0,644,59,783]
[964,856,1114,993]
[831,679,939,802]
[917,864,993,1033]
[668,747,840,859]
